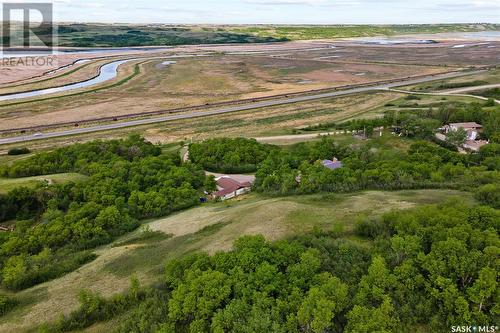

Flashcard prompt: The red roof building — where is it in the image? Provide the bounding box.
[213,177,252,200]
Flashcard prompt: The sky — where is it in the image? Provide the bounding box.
[2,0,500,24]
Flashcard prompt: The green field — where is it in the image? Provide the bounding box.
[0,173,87,194]
[228,24,499,40]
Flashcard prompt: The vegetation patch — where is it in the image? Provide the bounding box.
[229,24,500,40]
[189,137,277,173]
[112,227,171,248]
[0,135,214,290]
[6,148,30,156]
[474,87,500,100]
[39,200,499,332]
[0,173,86,194]
[31,24,288,47]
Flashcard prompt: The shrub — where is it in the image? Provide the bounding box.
[7,148,31,156]
[0,294,17,316]
[354,217,390,239]
[476,184,500,208]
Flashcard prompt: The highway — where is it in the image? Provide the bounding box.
[0,69,488,145]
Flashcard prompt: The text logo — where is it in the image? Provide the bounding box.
[2,2,55,54]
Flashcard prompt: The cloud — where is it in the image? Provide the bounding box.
[42,0,500,24]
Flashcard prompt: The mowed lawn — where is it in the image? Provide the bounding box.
[0,173,87,194]
[0,189,474,333]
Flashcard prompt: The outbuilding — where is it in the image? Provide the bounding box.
[212,176,253,200]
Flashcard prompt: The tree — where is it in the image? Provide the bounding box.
[467,267,497,317]
[346,298,399,333]
[475,184,500,208]
[168,270,232,325]
[354,256,395,307]
[446,128,468,146]
[297,274,349,333]
[1,255,27,290]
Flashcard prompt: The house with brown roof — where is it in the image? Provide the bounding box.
[439,122,489,152]
[212,176,253,201]
[444,122,483,141]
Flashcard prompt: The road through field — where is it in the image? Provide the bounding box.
[0,69,489,145]
[385,83,500,104]
[441,83,500,94]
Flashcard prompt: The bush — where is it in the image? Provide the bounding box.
[0,294,17,316]
[1,250,97,291]
[189,138,275,173]
[431,136,458,151]
[7,148,30,156]
[354,217,390,239]
[484,98,496,107]
[476,184,500,208]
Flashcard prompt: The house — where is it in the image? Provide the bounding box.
[444,122,483,141]
[212,176,253,200]
[322,157,343,170]
[437,122,489,153]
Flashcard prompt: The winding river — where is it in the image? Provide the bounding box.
[0,59,131,102]
[0,57,176,102]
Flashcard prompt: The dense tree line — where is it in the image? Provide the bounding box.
[253,137,500,200]
[302,101,499,142]
[44,201,499,332]
[189,138,276,173]
[0,136,211,290]
[0,135,162,178]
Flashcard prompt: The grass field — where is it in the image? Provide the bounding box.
[227,24,499,40]
[0,173,87,194]
[0,189,474,332]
